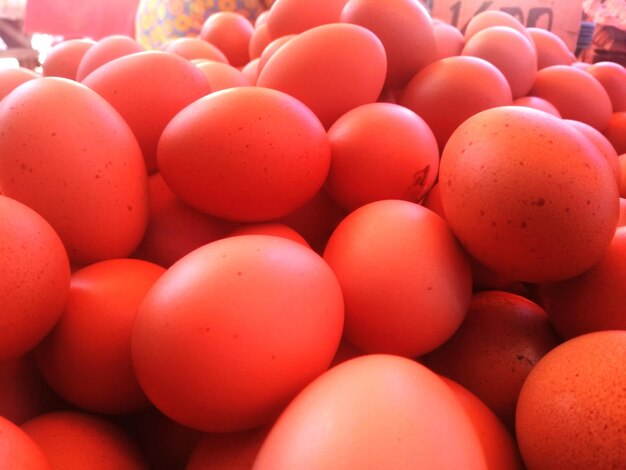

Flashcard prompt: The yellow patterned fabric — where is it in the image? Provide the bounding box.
[136,0,268,49]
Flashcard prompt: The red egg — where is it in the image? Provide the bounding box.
[162,37,228,63]
[199,12,254,67]
[0,415,50,469]
[158,86,330,222]
[433,22,464,59]
[0,195,70,362]
[512,96,561,117]
[399,56,512,150]
[540,227,626,338]
[228,223,309,247]
[527,27,576,70]
[0,78,149,265]
[75,35,144,81]
[530,65,613,131]
[325,102,439,211]
[464,10,532,45]
[256,34,296,76]
[423,290,561,429]
[248,22,272,60]
[439,106,619,282]
[0,67,39,101]
[620,154,626,197]
[132,173,238,268]
[82,51,211,172]
[265,0,349,38]
[323,200,472,357]
[516,331,626,469]
[241,57,260,84]
[22,411,147,469]
[462,26,537,98]
[441,377,523,470]
[41,38,95,79]
[253,355,487,469]
[257,23,387,128]
[35,259,165,414]
[604,111,626,154]
[587,61,626,112]
[132,235,344,432]
[341,0,437,89]
[195,60,251,92]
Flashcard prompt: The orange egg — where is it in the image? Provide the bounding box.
[323,200,472,357]
[423,290,561,429]
[325,102,439,211]
[199,12,254,67]
[433,22,464,59]
[527,27,576,69]
[241,57,260,84]
[22,411,147,469]
[422,182,446,219]
[0,67,39,101]
[464,10,532,44]
[248,22,272,60]
[162,37,228,63]
[619,197,626,226]
[35,259,165,415]
[257,23,387,128]
[619,154,626,197]
[441,377,523,470]
[132,173,238,268]
[341,0,437,89]
[75,35,144,81]
[132,235,344,432]
[253,355,488,469]
[0,415,50,469]
[399,56,513,150]
[462,26,537,98]
[41,38,95,80]
[0,78,150,265]
[516,331,626,469]
[158,86,330,222]
[512,95,561,117]
[604,111,626,154]
[82,50,211,172]
[539,227,626,338]
[195,61,252,91]
[265,0,349,39]
[256,34,296,76]
[439,106,619,282]
[0,195,70,362]
[530,65,613,131]
[587,61,626,112]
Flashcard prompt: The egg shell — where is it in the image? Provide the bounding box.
[35,258,165,415]
[461,26,537,99]
[265,0,349,38]
[253,354,488,469]
[512,95,561,117]
[195,60,251,92]
[162,37,228,63]
[341,0,437,89]
[433,22,465,59]
[439,106,619,282]
[75,35,144,82]
[22,411,147,469]
[539,227,626,339]
[325,102,439,212]
[132,172,238,268]
[530,65,613,131]
[464,10,532,45]
[0,415,50,470]
[323,199,472,357]
[82,51,211,173]
[0,77,150,266]
[227,223,310,247]
[0,195,70,362]
[157,86,330,222]
[199,12,254,67]
[527,27,576,70]
[423,290,561,429]
[132,235,344,432]
[256,34,296,77]
[0,67,39,101]
[516,331,626,469]
[257,23,387,128]
[399,56,513,151]
[248,22,272,60]
[41,38,95,80]
[604,111,626,154]
[587,61,626,112]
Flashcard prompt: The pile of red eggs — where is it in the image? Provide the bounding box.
[1,0,626,468]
